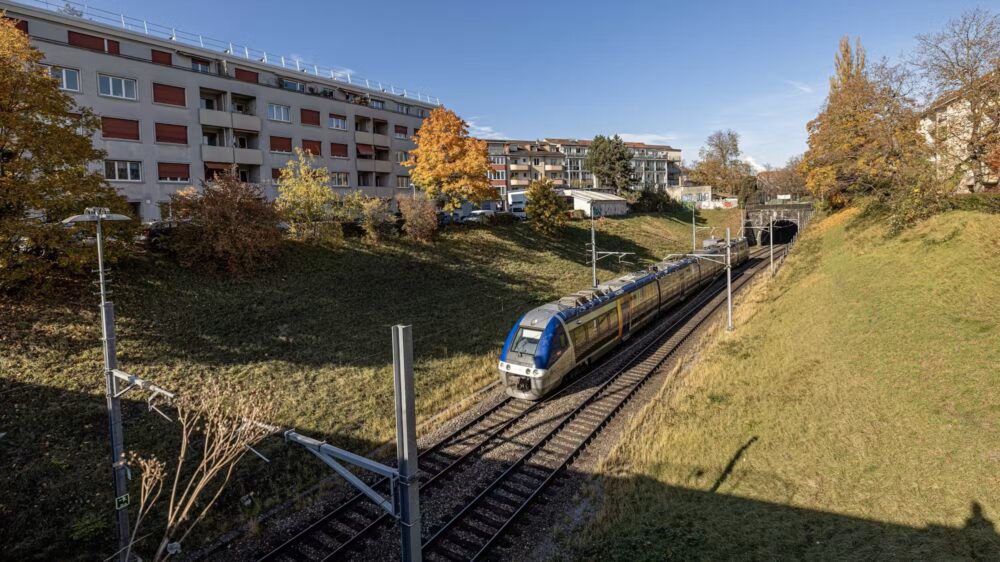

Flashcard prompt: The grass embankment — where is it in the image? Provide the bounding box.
[569,209,1000,560]
[0,209,739,559]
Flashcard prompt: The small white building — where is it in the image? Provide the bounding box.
[560,189,629,217]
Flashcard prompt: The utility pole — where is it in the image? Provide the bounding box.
[392,325,421,562]
[726,227,733,332]
[590,201,598,288]
[769,211,775,277]
[62,208,132,562]
[691,203,696,252]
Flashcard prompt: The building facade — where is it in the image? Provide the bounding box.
[484,138,682,205]
[3,0,437,221]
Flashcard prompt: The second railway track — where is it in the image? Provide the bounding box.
[259,246,779,562]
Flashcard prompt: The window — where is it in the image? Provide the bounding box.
[155,123,187,144]
[328,114,347,130]
[101,117,140,140]
[488,170,506,180]
[370,99,384,110]
[302,139,322,155]
[157,162,189,182]
[396,176,410,188]
[396,103,410,114]
[330,143,348,158]
[394,125,408,139]
[301,108,321,126]
[49,67,79,91]
[234,68,258,83]
[267,103,290,122]
[191,58,211,73]
[153,83,185,106]
[533,158,540,165]
[331,172,349,187]
[396,151,408,163]
[511,327,542,355]
[270,136,292,153]
[98,74,137,100]
[271,168,283,182]
[202,131,220,146]
[105,160,141,181]
[281,79,305,92]
[151,49,172,65]
[238,169,250,183]
[489,156,505,165]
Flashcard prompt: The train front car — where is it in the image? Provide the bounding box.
[498,306,573,400]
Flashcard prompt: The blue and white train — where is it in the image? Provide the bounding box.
[498,238,750,400]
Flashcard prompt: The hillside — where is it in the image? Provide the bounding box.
[568,209,1000,560]
[0,209,740,559]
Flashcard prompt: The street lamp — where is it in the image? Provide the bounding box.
[62,207,132,562]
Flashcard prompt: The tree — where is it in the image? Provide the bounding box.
[583,134,634,193]
[0,17,130,292]
[403,107,494,208]
[126,381,276,561]
[800,36,930,207]
[167,170,283,273]
[397,193,438,242]
[525,179,568,235]
[689,130,754,196]
[275,148,341,245]
[912,8,1000,191]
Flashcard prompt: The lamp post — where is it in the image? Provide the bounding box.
[62,207,132,562]
[590,201,598,287]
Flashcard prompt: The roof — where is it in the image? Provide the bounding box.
[559,189,628,202]
[545,138,680,151]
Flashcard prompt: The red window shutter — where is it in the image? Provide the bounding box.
[356,144,374,156]
[330,113,346,120]
[4,17,28,34]
[107,39,120,54]
[272,168,282,180]
[68,31,106,51]
[157,162,190,180]
[394,125,407,135]
[152,83,185,106]
[330,143,348,158]
[155,123,187,144]
[151,49,172,65]
[414,128,420,137]
[270,136,292,152]
[234,68,258,83]
[101,117,140,140]
[302,140,322,156]
[301,109,320,126]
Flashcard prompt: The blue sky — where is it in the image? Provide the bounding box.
[103,0,992,167]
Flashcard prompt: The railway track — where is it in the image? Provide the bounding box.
[259,246,777,562]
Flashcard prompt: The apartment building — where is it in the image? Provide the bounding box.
[3,0,437,221]
[484,138,682,205]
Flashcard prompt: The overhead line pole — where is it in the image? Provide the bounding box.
[726,227,733,332]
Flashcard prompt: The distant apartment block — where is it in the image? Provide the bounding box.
[485,138,682,204]
[2,0,439,221]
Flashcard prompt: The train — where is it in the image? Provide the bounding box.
[498,237,750,400]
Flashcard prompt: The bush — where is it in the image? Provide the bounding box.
[630,190,684,213]
[397,194,438,242]
[166,172,283,273]
[526,179,568,235]
[275,148,342,246]
[570,209,587,220]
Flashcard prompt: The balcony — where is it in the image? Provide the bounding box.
[234,148,263,165]
[199,108,232,128]
[551,178,566,185]
[510,164,529,171]
[544,164,564,171]
[232,112,261,132]
[201,144,234,163]
[510,178,529,186]
[357,159,393,173]
[355,131,391,147]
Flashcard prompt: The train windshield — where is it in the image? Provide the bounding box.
[511,327,543,355]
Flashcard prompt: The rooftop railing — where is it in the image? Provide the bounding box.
[12,0,441,105]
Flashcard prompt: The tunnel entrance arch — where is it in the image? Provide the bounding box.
[759,220,798,245]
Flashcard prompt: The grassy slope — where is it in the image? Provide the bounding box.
[569,210,1000,561]
[0,209,739,558]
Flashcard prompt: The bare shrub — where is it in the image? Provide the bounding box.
[397,194,439,242]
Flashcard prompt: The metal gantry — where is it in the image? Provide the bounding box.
[665,227,735,331]
[587,202,633,287]
[284,325,422,562]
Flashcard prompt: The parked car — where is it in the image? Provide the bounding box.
[510,206,527,220]
[465,209,496,223]
[436,212,453,226]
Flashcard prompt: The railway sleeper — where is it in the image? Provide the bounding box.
[483,494,521,513]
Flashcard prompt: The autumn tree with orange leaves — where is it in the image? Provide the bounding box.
[404,107,494,209]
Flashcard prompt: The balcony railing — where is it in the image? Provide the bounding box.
[16,0,441,104]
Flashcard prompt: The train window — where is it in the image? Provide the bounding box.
[512,327,543,355]
[547,326,568,367]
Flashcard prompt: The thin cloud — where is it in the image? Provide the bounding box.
[785,80,814,94]
[467,119,507,140]
[742,155,767,173]
[618,132,680,145]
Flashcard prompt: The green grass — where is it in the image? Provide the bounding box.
[0,209,740,559]
[567,209,1000,561]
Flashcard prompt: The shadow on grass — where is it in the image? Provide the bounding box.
[568,475,999,561]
